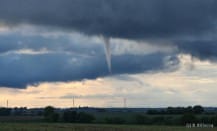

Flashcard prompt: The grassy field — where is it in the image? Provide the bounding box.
[0,123,216,131]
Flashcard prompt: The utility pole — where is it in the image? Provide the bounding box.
[123,98,126,108]
[73,96,75,108]
[6,100,8,108]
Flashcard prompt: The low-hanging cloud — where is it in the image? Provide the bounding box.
[0,52,178,88]
[0,30,179,88]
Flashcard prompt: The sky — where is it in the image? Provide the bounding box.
[0,0,217,108]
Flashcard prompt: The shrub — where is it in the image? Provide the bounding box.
[77,112,95,123]
[134,114,151,125]
[105,117,125,124]
[62,111,78,122]
[181,113,197,125]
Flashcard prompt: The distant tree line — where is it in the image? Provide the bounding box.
[0,107,42,116]
[0,108,11,116]
[132,113,217,126]
[1,105,217,126]
[135,113,217,126]
[147,105,204,115]
[42,105,217,126]
[43,106,95,123]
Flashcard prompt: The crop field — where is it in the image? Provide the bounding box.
[0,123,216,131]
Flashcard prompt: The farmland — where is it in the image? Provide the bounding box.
[0,123,216,131]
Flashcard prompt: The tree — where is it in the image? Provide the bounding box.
[193,105,204,114]
[44,106,55,117]
[44,106,59,122]
[62,111,78,122]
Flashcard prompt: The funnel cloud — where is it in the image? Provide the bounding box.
[103,37,112,73]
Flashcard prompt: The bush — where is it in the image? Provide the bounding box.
[199,116,212,124]
[51,113,60,122]
[62,111,95,123]
[105,117,125,124]
[211,115,217,126]
[151,116,166,125]
[134,114,151,125]
[181,113,197,125]
[0,108,11,116]
[77,112,95,123]
[62,111,78,122]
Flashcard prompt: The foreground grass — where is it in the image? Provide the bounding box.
[0,123,216,131]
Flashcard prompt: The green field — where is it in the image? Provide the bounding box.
[0,123,216,131]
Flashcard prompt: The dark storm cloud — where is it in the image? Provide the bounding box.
[0,52,178,88]
[176,40,217,61]
[0,0,216,61]
[0,33,103,55]
[0,0,216,38]
[0,33,180,88]
[0,0,216,88]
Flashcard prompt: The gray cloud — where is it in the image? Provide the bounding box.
[0,0,216,38]
[0,32,103,55]
[0,0,216,88]
[0,52,178,88]
[0,0,217,61]
[176,40,217,61]
[0,32,180,88]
